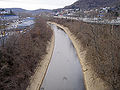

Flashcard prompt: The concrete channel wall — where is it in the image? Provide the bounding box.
[48,22,112,90]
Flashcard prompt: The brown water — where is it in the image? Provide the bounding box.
[40,24,85,90]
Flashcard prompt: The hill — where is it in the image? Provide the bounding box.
[64,0,120,10]
[0,8,29,13]
[29,9,52,15]
[0,8,52,15]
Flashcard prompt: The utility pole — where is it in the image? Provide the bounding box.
[79,0,80,17]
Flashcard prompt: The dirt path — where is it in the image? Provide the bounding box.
[48,22,111,90]
[26,30,55,90]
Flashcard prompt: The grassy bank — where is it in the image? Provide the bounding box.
[50,18,120,90]
[0,17,53,90]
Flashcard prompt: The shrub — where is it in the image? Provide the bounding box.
[50,18,120,90]
[0,17,53,90]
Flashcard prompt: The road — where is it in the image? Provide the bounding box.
[54,16,120,25]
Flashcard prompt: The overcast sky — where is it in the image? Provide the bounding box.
[0,0,78,10]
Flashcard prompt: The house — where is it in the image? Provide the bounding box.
[0,9,19,21]
[0,9,10,15]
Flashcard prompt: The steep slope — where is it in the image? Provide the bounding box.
[64,0,120,10]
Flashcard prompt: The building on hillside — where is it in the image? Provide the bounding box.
[0,10,9,15]
[0,9,19,21]
[0,9,15,15]
[0,9,10,15]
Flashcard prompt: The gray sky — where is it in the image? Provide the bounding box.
[0,0,78,10]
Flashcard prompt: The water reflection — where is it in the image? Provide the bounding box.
[40,24,85,90]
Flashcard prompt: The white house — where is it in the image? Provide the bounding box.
[0,11,9,14]
[0,9,10,15]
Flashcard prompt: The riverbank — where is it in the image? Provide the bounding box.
[26,31,55,90]
[48,22,112,90]
[0,17,53,90]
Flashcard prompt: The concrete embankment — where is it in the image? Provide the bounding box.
[26,30,55,90]
[48,22,111,90]
[40,24,85,90]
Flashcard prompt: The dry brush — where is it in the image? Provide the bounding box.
[0,17,53,90]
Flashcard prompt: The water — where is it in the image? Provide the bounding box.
[40,24,85,90]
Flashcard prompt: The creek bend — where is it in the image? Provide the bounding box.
[40,24,85,90]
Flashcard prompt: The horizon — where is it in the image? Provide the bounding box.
[0,0,78,10]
